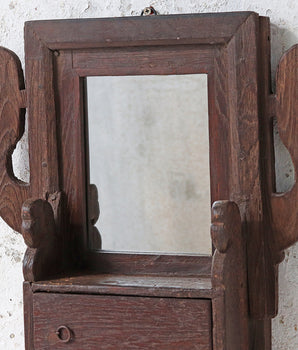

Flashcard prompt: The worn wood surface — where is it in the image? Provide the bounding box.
[23,282,34,350]
[33,293,212,349]
[1,11,296,350]
[211,201,249,350]
[24,12,272,350]
[0,47,29,232]
[32,273,212,299]
[25,27,60,199]
[244,17,276,349]
[84,251,212,277]
[223,14,267,323]
[52,50,88,262]
[73,46,213,77]
[271,44,298,253]
[25,12,253,50]
[22,197,62,282]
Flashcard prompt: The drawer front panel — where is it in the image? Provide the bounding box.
[33,293,212,349]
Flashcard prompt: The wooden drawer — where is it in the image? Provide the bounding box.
[33,293,212,349]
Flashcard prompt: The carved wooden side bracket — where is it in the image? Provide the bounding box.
[0,47,30,233]
[22,196,63,282]
[271,44,298,256]
[211,201,249,350]
[0,47,65,281]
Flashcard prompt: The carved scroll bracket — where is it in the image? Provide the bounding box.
[22,195,63,282]
[211,201,249,350]
[270,44,298,256]
[0,47,30,232]
[0,47,64,281]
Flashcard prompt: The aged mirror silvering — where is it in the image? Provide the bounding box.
[87,74,211,254]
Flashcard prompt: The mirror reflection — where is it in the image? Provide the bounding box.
[87,74,211,254]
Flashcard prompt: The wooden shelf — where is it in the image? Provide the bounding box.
[32,272,213,299]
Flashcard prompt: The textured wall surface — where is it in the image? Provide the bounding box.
[0,0,297,349]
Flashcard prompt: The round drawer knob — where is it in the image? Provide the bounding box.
[55,325,72,343]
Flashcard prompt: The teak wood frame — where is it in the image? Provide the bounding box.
[0,11,297,350]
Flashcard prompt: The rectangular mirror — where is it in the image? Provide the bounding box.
[87,74,211,254]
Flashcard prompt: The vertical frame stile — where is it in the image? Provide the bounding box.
[24,24,60,199]
[23,282,34,350]
[224,14,273,348]
[81,75,91,250]
[209,47,230,204]
[53,50,89,263]
[257,16,278,318]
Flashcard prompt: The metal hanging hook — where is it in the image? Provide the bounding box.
[141,6,158,16]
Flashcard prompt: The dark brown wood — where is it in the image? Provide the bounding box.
[25,12,253,49]
[0,47,30,232]
[223,14,267,323]
[245,16,275,349]
[73,46,213,76]
[22,197,62,281]
[23,282,34,350]
[84,251,212,277]
[33,293,212,349]
[31,273,212,299]
[52,50,88,260]
[25,27,60,199]
[211,201,249,350]
[0,11,297,350]
[271,44,298,253]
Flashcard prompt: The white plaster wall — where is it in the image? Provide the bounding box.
[0,0,296,349]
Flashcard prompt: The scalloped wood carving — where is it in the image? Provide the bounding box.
[22,197,62,282]
[0,47,30,233]
[211,201,249,350]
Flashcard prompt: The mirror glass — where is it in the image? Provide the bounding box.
[87,74,211,254]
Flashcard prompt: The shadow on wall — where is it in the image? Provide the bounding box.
[270,24,296,193]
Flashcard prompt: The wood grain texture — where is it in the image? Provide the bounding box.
[33,293,212,349]
[25,12,253,50]
[224,14,267,322]
[22,197,62,282]
[52,50,88,262]
[0,47,30,232]
[23,282,34,350]
[84,251,212,277]
[271,44,298,253]
[0,46,64,283]
[245,17,276,348]
[211,201,249,350]
[8,12,295,349]
[25,26,60,199]
[31,273,212,299]
[73,46,213,77]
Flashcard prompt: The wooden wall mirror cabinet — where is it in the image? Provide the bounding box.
[0,11,297,349]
